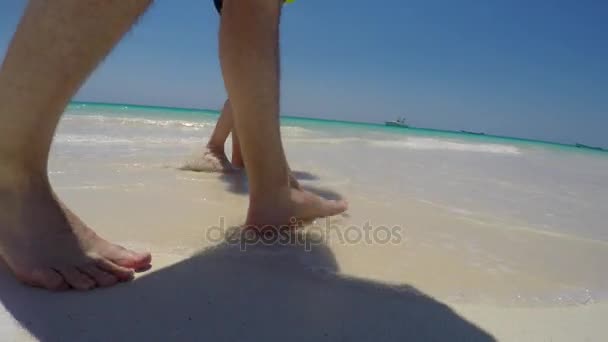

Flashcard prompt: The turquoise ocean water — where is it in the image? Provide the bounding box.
[68,101,604,156]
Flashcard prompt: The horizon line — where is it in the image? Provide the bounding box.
[68,100,605,151]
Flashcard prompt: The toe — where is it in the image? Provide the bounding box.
[320,199,349,217]
[79,264,118,288]
[124,250,152,270]
[103,245,151,270]
[96,258,135,281]
[57,267,96,290]
[20,269,68,291]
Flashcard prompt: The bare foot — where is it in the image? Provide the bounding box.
[247,186,348,228]
[288,187,347,222]
[289,172,301,190]
[0,177,151,290]
[180,146,236,173]
[231,154,245,169]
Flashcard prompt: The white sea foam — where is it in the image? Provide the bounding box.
[54,134,204,145]
[280,126,316,138]
[55,134,133,145]
[64,113,518,155]
[370,138,521,155]
[287,135,520,154]
[287,137,364,144]
[62,114,213,130]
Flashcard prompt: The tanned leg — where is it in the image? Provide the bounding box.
[219,0,347,228]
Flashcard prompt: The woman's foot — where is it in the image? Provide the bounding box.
[247,185,348,229]
[181,146,237,173]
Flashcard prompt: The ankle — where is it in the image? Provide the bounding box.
[206,142,225,155]
[232,156,244,169]
[0,155,46,189]
[247,186,293,222]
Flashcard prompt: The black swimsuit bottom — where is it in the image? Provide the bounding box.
[213,0,223,14]
[214,0,289,14]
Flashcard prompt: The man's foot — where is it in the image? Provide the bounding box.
[181,146,236,173]
[247,186,348,228]
[0,178,151,290]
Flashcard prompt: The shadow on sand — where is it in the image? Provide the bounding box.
[219,170,345,202]
[0,230,494,341]
[290,170,319,181]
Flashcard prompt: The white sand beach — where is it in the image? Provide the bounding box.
[1,105,607,341]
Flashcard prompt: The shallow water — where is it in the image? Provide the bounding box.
[49,102,608,307]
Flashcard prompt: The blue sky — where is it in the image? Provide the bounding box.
[1,0,607,146]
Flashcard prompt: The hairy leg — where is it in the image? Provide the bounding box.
[0,0,152,290]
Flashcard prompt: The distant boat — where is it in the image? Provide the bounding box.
[460,130,486,136]
[575,143,606,151]
[385,117,409,128]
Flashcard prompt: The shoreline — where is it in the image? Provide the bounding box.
[68,101,607,152]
